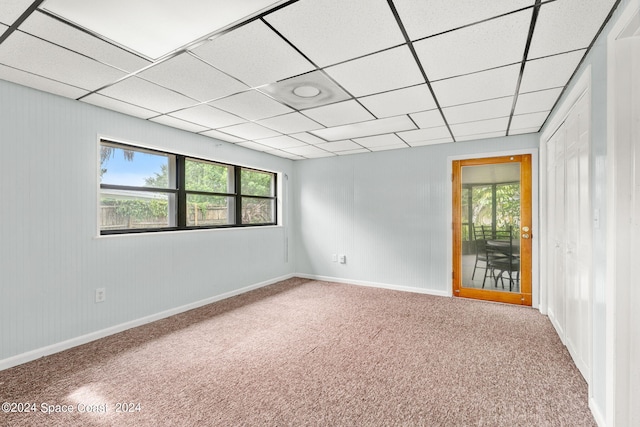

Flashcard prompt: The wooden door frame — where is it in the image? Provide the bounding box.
[452,154,533,306]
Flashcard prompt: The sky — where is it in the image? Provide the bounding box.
[101,148,168,187]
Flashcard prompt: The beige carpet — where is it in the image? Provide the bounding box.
[0,277,594,426]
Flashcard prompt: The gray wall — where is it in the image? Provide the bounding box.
[0,79,295,366]
[293,135,539,293]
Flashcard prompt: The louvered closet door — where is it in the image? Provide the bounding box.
[545,90,591,382]
[563,93,591,380]
[613,35,640,425]
[546,129,566,337]
[628,37,640,426]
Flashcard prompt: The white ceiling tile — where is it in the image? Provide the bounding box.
[257,112,324,134]
[324,46,425,97]
[431,64,520,107]
[519,50,585,93]
[397,127,452,144]
[369,144,409,152]
[99,76,197,113]
[82,93,159,119]
[407,137,453,147]
[139,53,248,102]
[353,134,405,148]
[289,132,327,145]
[0,0,33,25]
[414,10,531,81]
[264,0,405,67]
[0,31,126,91]
[150,115,209,133]
[265,150,306,160]
[42,0,283,59]
[191,20,314,87]
[510,111,549,130]
[514,87,563,115]
[443,97,514,124]
[209,90,293,121]
[236,141,273,152]
[311,115,416,141]
[337,148,371,156]
[450,117,509,137]
[20,11,150,72]
[218,122,282,140]
[170,105,244,129]
[302,100,374,127]
[456,131,507,142]
[199,129,246,143]
[254,135,307,150]
[528,0,617,59]
[509,127,540,136]
[283,145,335,158]
[359,85,437,118]
[409,109,446,129]
[393,0,534,41]
[0,64,88,99]
[314,140,362,152]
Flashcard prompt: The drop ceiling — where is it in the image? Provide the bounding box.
[0,0,620,160]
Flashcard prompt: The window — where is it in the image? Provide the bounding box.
[240,168,276,224]
[99,140,277,234]
[185,159,235,227]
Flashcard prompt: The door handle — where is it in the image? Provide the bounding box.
[522,233,531,239]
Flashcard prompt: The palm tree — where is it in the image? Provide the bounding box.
[100,146,134,179]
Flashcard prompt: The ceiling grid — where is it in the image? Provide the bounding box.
[0,0,621,159]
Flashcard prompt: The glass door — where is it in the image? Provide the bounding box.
[452,155,532,305]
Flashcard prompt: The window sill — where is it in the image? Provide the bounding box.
[95,224,283,239]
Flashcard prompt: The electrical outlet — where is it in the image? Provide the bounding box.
[332,254,338,262]
[95,288,106,303]
[339,254,346,264]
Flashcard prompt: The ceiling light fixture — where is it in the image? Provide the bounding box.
[259,71,350,109]
[293,85,321,98]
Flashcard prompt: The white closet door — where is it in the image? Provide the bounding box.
[563,93,591,380]
[545,135,558,328]
[544,90,591,382]
[547,129,566,337]
[629,37,640,427]
[613,35,640,426]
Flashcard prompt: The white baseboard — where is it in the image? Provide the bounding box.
[0,273,294,371]
[296,273,450,298]
[590,397,606,427]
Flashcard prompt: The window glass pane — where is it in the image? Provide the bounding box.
[241,169,274,197]
[187,194,234,226]
[241,197,274,224]
[471,185,493,226]
[496,182,520,231]
[100,143,174,188]
[100,191,174,230]
[186,159,233,193]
